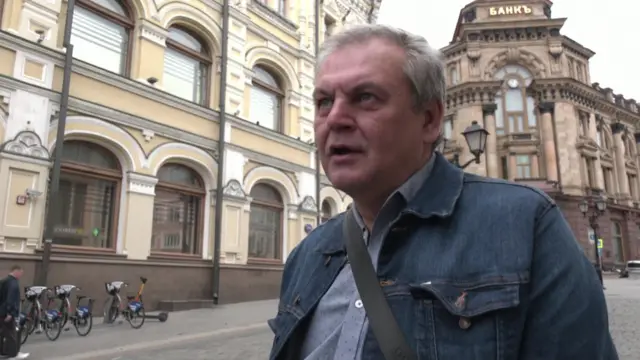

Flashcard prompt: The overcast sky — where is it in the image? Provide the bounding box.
[377,0,639,101]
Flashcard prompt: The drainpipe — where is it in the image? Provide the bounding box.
[314,0,322,224]
[38,0,76,286]
[212,0,230,305]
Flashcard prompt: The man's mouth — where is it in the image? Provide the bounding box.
[329,146,360,157]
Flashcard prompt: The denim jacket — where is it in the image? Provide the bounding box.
[269,153,618,360]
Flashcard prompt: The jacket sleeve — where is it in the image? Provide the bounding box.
[5,278,20,318]
[519,203,618,360]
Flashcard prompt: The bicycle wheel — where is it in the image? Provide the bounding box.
[74,313,93,336]
[20,317,31,345]
[44,312,63,341]
[126,304,145,329]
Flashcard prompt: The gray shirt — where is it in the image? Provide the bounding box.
[301,156,435,360]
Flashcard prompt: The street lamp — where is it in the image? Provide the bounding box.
[579,195,607,286]
[438,121,489,169]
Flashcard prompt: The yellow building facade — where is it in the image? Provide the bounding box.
[0,0,381,306]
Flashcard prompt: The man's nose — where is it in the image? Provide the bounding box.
[325,98,355,130]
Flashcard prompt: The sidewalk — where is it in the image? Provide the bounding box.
[22,299,277,359]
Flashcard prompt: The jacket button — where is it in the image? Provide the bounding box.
[458,317,471,330]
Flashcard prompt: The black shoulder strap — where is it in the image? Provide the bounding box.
[342,210,417,360]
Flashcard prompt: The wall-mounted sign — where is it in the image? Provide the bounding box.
[15,195,27,205]
[489,5,532,16]
[304,224,313,234]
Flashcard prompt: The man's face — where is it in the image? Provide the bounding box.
[12,269,23,279]
[314,39,441,196]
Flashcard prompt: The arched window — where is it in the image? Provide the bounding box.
[248,183,283,261]
[493,65,536,135]
[49,140,121,249]
[612,222,625,264]
[151,163,205,255]
[163,26,210,104]
[321,200,333,223]
[250,66,284,132]
[71,0,133,74]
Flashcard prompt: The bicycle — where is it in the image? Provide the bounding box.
[104,276,147,329]
[19,286,49,345]
[48,285,94,338]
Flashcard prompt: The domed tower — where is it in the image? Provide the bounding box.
[442,1,640,264]
[441,0,593,183]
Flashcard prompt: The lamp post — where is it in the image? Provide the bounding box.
[436,120,489,169]
[579,195,607,286]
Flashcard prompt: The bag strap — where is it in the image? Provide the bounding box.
[342,210,417,360]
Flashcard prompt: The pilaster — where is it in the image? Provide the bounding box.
[122,172,157,259]
[538,101,558,182]
[482,103,498,178]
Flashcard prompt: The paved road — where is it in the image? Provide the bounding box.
[20,278,640,359]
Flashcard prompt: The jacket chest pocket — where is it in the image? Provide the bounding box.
[410,275,527,360]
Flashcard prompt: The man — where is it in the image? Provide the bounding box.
[268,24,618,360]
[0,265,29,359]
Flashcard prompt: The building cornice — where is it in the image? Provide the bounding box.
[561,35,596,59]
[531,78,640,122]
[445,81,502,110]
[459,18,566,35]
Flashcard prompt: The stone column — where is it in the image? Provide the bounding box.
[612,122,630,200]
[590,113,605,190]
[482,103,499,178]
[538,102,558,182]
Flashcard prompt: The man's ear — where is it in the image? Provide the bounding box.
[423,100,444,144]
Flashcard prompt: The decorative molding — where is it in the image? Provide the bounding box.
[538,101,555,115]
[127,172,158,195]
[138,19,168,47]
[141,129,154,142]
[222,179,246,199]
[611,122,626,135]
[0,130,50,159]
[482,103,497,116]
[298,195,317,214]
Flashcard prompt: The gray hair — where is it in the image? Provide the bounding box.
[316,24,446,112]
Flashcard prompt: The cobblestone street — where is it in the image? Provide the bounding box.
[18,278,640,359]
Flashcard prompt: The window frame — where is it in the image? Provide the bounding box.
[515,154,532,179]
[74,0,135,75]
[151,163,206,259]
[251,66,285,132]
[612,222,625,264]
[248,183,284,264]
[164,25,211,106]
[52,142,122,253]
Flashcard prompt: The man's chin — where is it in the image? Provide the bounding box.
[327,172,369,195]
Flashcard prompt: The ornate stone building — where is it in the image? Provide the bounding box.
[442,0,640,268]
[0,0,381,306]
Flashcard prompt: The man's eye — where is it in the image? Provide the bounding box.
[317,98,333,108]
[358,93,376,102]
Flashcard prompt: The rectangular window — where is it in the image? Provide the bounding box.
[516,155,531,179]
[585,157,595,187]
[500,156,509,180]
[603,167,611,193]
[163,48,205,103]
[443,118,453,139]
[250,87,280,131]
[275,0,286,16]
[52,173,116,248]
[70,7,127,74]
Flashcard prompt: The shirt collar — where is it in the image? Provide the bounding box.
[352,155,436,231]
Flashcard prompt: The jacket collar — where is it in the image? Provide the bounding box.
[314,152,464,254]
